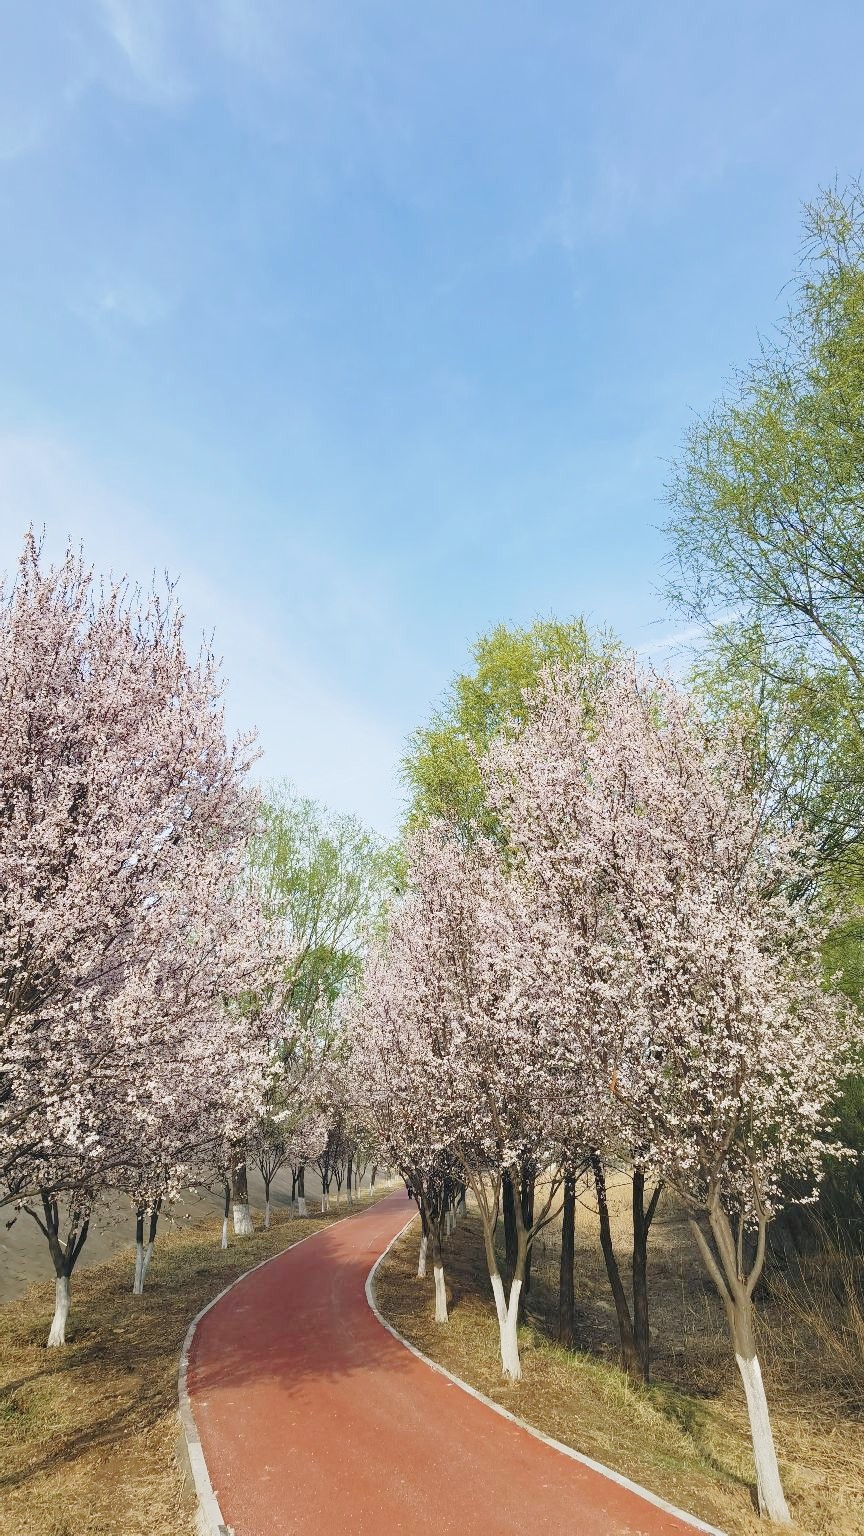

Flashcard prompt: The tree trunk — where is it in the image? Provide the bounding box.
[232,1157,254,1235]
[47,1276,70,1347]
[558,1171,576,1349]
[520,1160,536,1296]
[25,1194,90,1346]
[371,1165,378,1189]
[632,1169,661,1382]
[346,1154,354,1204]
[591,1152,643,1381]
[134,1201,161,1294]
[732,1305,790,1524]
[688,1203,791,1524]
[133,1206,146,1295]
[431,1226,448,1322]
[297,1164,306,1216]
[141,1202,160,1288]
[500,1276,522,1377]
[264,1190,272,1230]
[485,1178,527,1380]
[221,1180,230,1249]
[502,1169,518,1272]
[417,1229,428,1278]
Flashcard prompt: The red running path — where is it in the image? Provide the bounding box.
[187,1189,716,1536]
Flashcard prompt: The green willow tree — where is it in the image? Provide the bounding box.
[665,179,864,1234]
[666,179,864,694]
[247,783,400,1207]
[251,781,400,1042]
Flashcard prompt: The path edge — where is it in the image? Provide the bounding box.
[365,1215,728,1536]
[177,1186,399,1536]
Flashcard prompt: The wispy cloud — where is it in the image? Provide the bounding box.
[96,0,194,103]
[636,622,707,657]
[74,274,175,330]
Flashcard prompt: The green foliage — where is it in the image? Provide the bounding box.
[665,179,864,693]
[667,177,864,899]
[691,623,864,883]
[249,782,400,1043]
[665,180,864,1236]
[401,617,617,836]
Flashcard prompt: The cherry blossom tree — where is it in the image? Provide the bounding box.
[594,668,850,1524]
[0,534,283,1341]
[349,926,464,1321]
[486,659,853,1522]
[354,828,596,1372]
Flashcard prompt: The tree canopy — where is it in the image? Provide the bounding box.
[665,181,864,892]
[401,617,617,836]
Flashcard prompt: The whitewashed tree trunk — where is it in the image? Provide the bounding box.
[735,1345,791,1522]
[499,1277,522,1380]
[689,1204,791,1524]
[133,1241,145,1296]
[220,1217,229,1249]
[233,1201,254,1236]
[490,1270,508,1327]
[297,1196,307,1216]
[47,1276,70,1347]
[133,1240,155,1295]
[417,1231,427,1277]
[264,1198,271,1230]
[434,1263,448,1322]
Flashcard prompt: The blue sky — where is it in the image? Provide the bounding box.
[1,2,862,832]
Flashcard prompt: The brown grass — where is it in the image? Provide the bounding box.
[374,1178,864,1536]
[0,1189,389,1536]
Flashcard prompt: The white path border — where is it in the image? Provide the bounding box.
[177,1187,399,1536]
[365,1215,728,1536]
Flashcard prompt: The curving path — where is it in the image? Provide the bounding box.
[186,1190,720,1536]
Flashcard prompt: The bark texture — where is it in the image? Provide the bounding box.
[557,1170,576,1349]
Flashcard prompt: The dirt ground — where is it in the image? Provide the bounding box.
[375,1171,864,1536]
[0,1181,396,1536]
[0,1163,372,1303]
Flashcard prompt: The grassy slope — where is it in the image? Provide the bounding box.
[0,1191,388,1536]
[374,1181,864,1536]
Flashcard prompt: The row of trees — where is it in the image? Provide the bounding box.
[350,651,853,1525]
[348,180,864,1527]
[0,534,394,1342]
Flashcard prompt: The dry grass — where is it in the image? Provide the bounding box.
[0,1189,389,1536]
[374,1178,864,1536]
